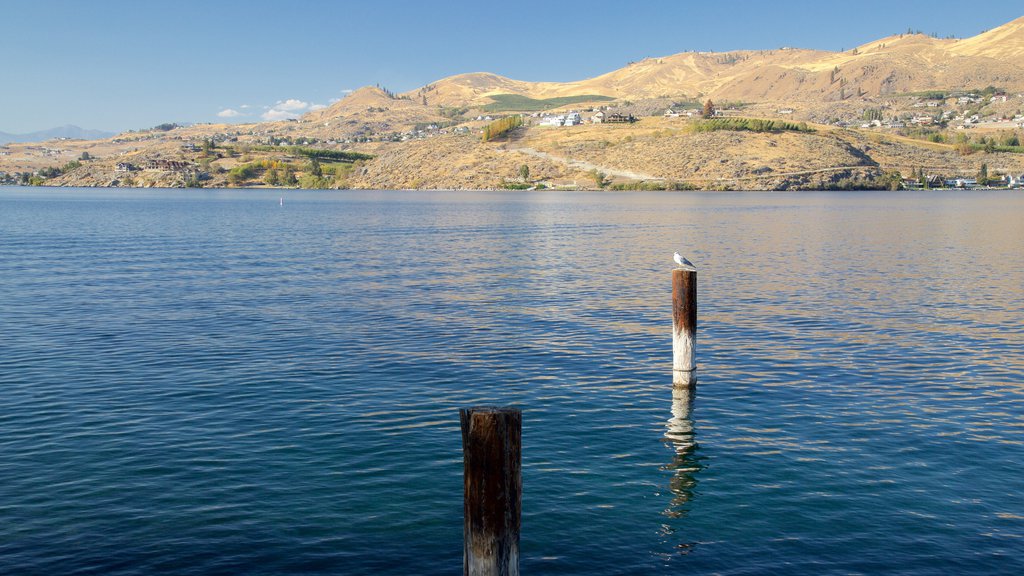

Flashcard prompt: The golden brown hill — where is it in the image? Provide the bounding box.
[7,16,1024,192]
[410,16,1024,108]
[302,86,447,136]
[14,115,1024,191]
[949,15,1024,59]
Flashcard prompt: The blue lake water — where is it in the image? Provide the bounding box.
[1,187,1022,575]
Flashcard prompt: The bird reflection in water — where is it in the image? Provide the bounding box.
[660,382,703,554]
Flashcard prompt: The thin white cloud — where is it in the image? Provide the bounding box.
[262,108,301,121]
[217,108,243,118]
[257,97,331,122]
[240,104,252,109]
[275,99,310,111]
[340,88,353,94]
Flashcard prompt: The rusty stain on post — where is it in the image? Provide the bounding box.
[672,268,697,387]
[461,407,521,576]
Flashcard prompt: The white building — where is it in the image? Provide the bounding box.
[947,178,978,189]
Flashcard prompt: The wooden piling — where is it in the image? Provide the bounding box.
[672,268,697,387]
[460,407,521,576]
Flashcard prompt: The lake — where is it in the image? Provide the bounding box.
[1,187,1022,575]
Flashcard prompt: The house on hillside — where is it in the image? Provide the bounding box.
[146,159,193,172]
[605,113,637,124]
[540,115,565,127]
[564,112,582,126]
[115,162,137,172]
[945,177,978,189]
[1004,174,1024,188]
[591,111,606,123]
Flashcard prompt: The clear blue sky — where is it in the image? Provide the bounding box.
[2,0,1021,133]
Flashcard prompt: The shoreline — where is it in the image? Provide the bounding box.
[2,183,1020,193]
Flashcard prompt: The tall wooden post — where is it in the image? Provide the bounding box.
[672,268,697,387]
[461,407,521,576]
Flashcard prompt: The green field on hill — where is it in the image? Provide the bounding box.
[482,94,615,112]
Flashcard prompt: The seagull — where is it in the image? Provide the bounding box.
[674,252,696,270]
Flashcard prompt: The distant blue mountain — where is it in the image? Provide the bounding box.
[0,125,116,144]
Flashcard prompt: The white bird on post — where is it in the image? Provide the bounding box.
[673,252,696,270]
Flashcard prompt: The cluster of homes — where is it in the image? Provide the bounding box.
[904,174,1024,189]
[539,112,583,126]
[390,124,471,142]
[666,107,725,118]
[114,159,201,177]
[851,112,1024,130]
[839,92,1024,130]
[537,111,637,127]
[6,145,68,157]
[342,123,471,143]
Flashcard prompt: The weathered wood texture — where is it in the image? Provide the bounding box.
[672,268,697,386]
[461,407,522,576]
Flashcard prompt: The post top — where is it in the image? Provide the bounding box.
[461,406,521,415]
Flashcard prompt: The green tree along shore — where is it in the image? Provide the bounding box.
[216,144,373,188]
[27,160,82,185]
[225,157,361,189]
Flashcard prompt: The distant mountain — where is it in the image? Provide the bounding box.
[406,15,1024,107]
[0,125,115,144]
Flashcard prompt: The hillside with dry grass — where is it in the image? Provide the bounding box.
[4,16,1024,191]
[414,16,1024,108]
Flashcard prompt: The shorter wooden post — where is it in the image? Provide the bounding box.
[672,268,697,387]
[461,407,521,576]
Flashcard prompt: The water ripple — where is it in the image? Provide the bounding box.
[0,188,1022,575]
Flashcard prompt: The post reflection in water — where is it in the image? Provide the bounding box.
[660,383,703,554]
